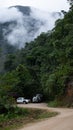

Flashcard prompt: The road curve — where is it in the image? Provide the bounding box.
[18,103,73,130]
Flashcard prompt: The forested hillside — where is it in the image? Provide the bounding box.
[0,23,17,73]
[0,6,62,74]
[0,3,73,108]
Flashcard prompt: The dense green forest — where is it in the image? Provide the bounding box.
[0,1,73,111]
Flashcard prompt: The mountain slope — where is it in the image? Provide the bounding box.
[0,5,73,106]
[0,6,63,73]
[3,5,73,105]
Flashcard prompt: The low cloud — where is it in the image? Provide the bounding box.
[0,6,63,48]
[30,8,63,36]
[0,7,24,23]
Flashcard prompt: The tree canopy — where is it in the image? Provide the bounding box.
[0,3,73,107]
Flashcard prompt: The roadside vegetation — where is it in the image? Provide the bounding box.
[0,2,73,106]
[0,1,73,129]
[0,106,58,130]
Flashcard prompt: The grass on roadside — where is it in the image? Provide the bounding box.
[48,100,68,108]
[0,106,58,130]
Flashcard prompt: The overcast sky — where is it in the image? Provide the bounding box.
[0,0,69,12]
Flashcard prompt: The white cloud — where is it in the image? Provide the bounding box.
[0,6,63,48]
[0,0,69,12]
[0,7,24,23]
[0,0,69,48]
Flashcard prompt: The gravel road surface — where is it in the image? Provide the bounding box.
[18,103,73,130]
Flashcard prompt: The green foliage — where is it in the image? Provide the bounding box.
[0,5,73,107]
[4,54,16,71]
[0,107,58,130]
[48,100,63,107]
[15,64,33,97]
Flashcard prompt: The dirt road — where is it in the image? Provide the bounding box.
[18,103,73,130]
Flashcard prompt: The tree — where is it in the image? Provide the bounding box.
[4,54,16,72]
[0,71,17,112]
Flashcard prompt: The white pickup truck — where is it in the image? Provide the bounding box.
[16,97,30,104]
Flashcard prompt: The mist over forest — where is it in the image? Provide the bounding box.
[0,6,63,48]
[0,1,73,113]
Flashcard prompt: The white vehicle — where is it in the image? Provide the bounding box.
[16,97,30,104]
